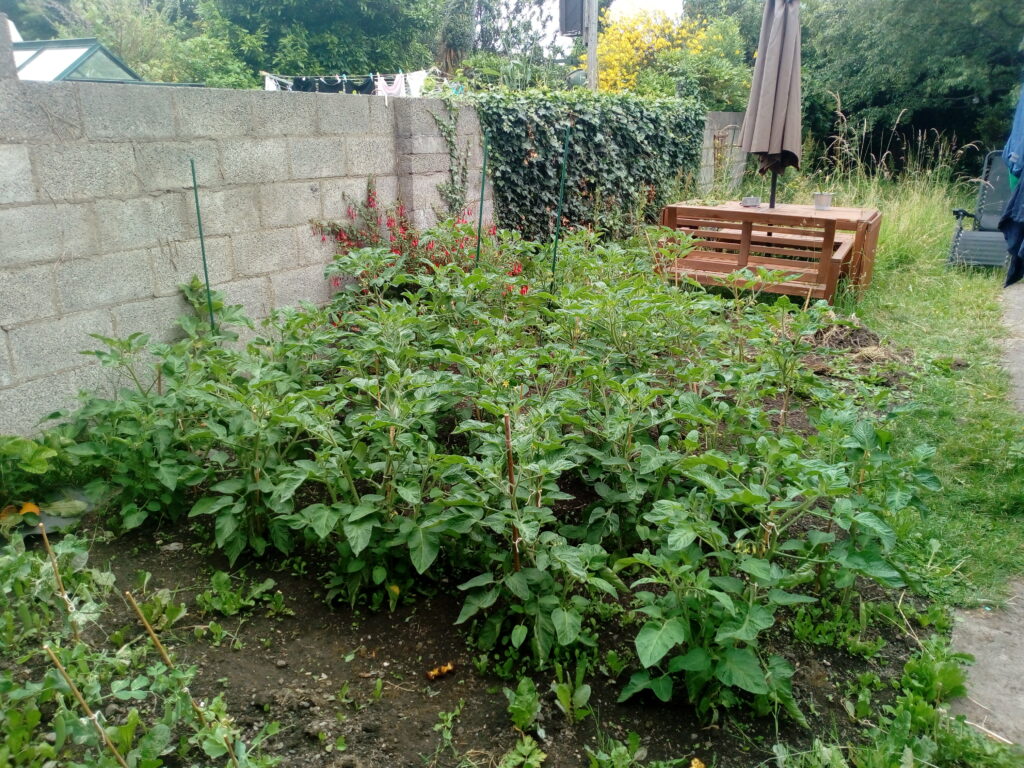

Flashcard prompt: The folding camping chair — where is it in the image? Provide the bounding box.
[949,151,1012,267]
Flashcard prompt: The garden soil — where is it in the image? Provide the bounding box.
[85,528,912,768]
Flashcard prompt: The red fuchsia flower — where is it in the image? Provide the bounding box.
[321,234,327,242]
[507,261,523,277]
[502,284,513,295]
[397,203,406,216]
[330,276,341,288]
[386,217,396,228]
[426,241,435,251]
[488,224,497,236]
[389,233,396,243]
[346,206,357,219]
[411,238,419,247]
[391,248,401,255]
[520,284,530,296]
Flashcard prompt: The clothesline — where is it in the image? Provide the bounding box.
[261,69,461,99]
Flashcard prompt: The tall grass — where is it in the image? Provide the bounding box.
[697,129,1024,604]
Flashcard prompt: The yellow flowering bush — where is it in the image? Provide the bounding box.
[592,11,702,92]
[592,13,750,110]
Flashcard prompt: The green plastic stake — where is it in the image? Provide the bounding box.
[549,122,572,293]
[189,159,216,334]
[475,136,489,265]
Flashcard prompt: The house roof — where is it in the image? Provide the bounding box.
[12,37,142,82]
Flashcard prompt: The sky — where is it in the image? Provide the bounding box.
[607,0,685,20]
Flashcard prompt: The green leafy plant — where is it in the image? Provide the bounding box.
[504,676,542,731]
[196,570,276,617]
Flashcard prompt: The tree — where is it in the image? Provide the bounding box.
[207,0,445,75]
[802,0,1024,148]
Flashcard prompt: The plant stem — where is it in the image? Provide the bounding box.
[38,523,79,643]
[504,413,521,572]
[43,645,130,768]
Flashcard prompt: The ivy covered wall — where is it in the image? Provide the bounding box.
[474,91,705,240]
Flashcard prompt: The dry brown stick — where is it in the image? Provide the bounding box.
[123,591,241,767]
[43,645,130,768]
[38,523,80,643]
[503,414,521,573]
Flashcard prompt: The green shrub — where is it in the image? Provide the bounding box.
[473,90,704,239]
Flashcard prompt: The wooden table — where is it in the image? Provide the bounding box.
[661,201,883,289]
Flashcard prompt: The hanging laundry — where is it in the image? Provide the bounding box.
[376,73,406,97]
[405,70,428,97]
[353,76,376,95]
[264,74,279,91]
[313,76,347,94]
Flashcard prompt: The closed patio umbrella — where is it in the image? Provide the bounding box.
[739,0,802,208]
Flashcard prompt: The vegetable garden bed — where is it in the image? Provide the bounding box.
[2,219,1016,767]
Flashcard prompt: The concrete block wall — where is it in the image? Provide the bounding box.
[0,74,490,434]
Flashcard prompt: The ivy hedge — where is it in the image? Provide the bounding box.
[473,90,705,240]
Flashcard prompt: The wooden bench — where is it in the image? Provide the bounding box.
[656,209,855,303]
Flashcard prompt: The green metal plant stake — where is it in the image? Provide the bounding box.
[549,122,572,293]
[190,159,216,334]
[475,136,489,265]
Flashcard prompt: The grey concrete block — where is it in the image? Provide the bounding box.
[288,137,347,180]
[78,82,175,140]
[271,264,332,307]
[134,140,221,192]
[94,194,191,252]
[368,96,396,135]
[58,250,153,312]
[231,228,300,277]
[398,152,450,175]
[258,181,322,228]
[219,139,291,184]
[0,145,35,204]
[320,176,370,218]
[9,309,112,378]
[193,185,259,237]
[291,225,336,266]
[111,294,189,343]
[31,142,139,201]
[0,81,83,142]
[214,276,270,319]
[0,203,97,267]
[0,333,12,388]
[0,365,101,435]
[400,171,446,210]
[317,94,371,135]
[249,91,318,137]
[406,136,448,155]
[174,87,253,139]
[456,106,481,136]
[0,264,57,327]
[393,98,443,138]
[152,237,233,296]
[376,175,399,206]
[346,135,395,176]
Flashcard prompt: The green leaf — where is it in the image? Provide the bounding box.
[302,503,340,540]
[551,607,582,646]
[715,647,768,695]
[767,589,817,606]
[407,526,441,574]
[214,511,238,549]
[510,624,528,649]
[634,619,687,668]
[189,495,234,518]
[121,504,147,531]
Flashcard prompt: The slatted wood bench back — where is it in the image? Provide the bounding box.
[657,208,853,302]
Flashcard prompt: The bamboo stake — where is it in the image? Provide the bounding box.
[503,414,521,572]
[123,591,241,767]
[43,645,130,768]
[38,523,79,643]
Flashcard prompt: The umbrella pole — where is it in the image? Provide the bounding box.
[769,170,778,208]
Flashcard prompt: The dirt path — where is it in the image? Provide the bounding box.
[949,282,1024,746]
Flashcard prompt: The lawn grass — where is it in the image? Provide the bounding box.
[790,171,1024,605]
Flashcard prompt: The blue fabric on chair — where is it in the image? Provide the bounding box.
[1004,83,1024,184]
[1000,181,1024,286]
